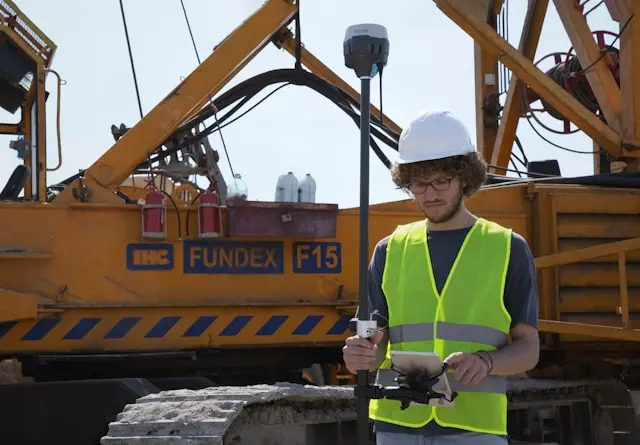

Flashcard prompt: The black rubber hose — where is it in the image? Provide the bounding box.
[191,69,400,148]
[56,68,400,189]
[142,68,398,169]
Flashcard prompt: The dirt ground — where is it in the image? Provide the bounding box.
[0,359,30,384]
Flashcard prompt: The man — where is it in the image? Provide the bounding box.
[342,109,540,445]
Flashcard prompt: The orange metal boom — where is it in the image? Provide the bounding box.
[436,0,640,173]
[433,1,640,346]
[51,0,399,206]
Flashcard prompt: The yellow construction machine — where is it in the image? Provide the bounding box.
[1,0,640,444]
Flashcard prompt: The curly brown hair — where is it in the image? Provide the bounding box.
[390,151,487,197]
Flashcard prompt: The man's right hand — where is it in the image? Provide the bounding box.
[342,330,385,374]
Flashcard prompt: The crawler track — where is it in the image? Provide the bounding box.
[507,377,638,445]
[100,378,638,445]
[100,383,357,445]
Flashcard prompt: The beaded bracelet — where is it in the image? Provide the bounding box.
[473,351,494,374]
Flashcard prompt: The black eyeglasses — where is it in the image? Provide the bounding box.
[409,177,453,194]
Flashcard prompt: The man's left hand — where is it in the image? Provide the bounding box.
[444,352,489,385]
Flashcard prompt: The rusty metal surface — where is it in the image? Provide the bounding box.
[226,199,338,238]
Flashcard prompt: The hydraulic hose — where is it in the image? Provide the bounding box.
[140,68,400,170]
[55,68,400,190]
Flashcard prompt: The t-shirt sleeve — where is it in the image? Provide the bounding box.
[503,232,539,329]
[354,236,390,328]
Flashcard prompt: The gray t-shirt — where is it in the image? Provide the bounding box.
[359,224,539,436]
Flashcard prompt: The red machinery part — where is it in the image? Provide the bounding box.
[523,30,620,135]
[562,30,620,111]
[141,190,166,239]
[198,191,222,238]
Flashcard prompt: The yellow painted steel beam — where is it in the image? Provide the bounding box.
[0,124,20,135]
[54,0,298,203]
[604,0,630,23]
[492,0,505,15]
[539,319,640,342]
[0,306,352,353]
[433,0,623,157]
[619,2,640,154]
[21,102,33,200]
[474,0,500,163]
[0,288,43,323]
[36,63,47,201]
[491,0,548,172]
[553,0,622,133]
[535,236,640,268]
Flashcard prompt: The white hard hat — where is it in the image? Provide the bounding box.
[396,109,475,164]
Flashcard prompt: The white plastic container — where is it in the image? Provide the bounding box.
[275,174,286,201]
[228,173,248,200]
[298,173,316,203]
[275,172,299,202]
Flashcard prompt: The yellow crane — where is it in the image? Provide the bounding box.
[0,0,639,444]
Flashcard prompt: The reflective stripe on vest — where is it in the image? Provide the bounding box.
[368,218,512,435]
[388,322,508,348]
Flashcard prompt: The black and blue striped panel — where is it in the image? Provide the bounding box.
[0,314,352,342]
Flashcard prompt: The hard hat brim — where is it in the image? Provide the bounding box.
[395,147,476,164]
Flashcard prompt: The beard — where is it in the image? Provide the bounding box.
[419,188,464,224]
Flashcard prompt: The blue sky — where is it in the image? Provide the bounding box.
[0,0,616,207]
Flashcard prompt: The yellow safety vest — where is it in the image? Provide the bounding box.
[369,217,512,435]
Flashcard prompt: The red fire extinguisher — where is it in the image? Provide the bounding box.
[141,189,167,239]
[198,190,222,238]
